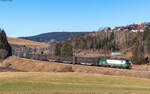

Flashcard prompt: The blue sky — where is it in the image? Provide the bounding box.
[0,0,150,37]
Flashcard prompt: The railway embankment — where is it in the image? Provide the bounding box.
[2,56,150,79]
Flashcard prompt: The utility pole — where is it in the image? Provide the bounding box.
[71,32,76,64]
[104,30,108,58]
[73,46,75,64]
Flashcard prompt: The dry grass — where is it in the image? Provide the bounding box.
[4,56,74,72]
[8,37,49,48]
[1,57,150,94]
[0,72,149,94]
[132,64,150,71]
[0,92,115,94]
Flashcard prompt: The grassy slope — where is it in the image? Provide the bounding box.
[0,72,150,94]
[7,37,49,48]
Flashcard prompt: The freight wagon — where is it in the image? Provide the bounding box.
[59,56,73,64]
[48,56,59,62]
[22,53,48,61]
[48,56,73,63]
[76,57,100,66]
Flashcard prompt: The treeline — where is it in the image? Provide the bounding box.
[54,31,134,56]
[55,42,73,56]
[73,31,134,51]
[73,32,118,50]
[0,29,12,60]
[131,28,150,65]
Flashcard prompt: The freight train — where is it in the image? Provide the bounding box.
[48,56,131,69]
[14,52,132,69]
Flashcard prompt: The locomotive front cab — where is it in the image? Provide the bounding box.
[125,60,132,69]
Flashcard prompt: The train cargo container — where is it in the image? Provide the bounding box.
[48,56,60,62]
[76,57,100,66]
[59,56,73,64]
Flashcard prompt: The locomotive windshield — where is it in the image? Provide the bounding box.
[126,60,131,64]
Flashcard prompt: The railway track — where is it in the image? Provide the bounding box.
[45,61,150,73]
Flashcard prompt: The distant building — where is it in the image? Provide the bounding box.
[111,52,122,56]
[131,30,138,32]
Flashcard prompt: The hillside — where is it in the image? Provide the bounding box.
[20,32,89,42]
[55,22,150,60]
[8,37,49,48]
